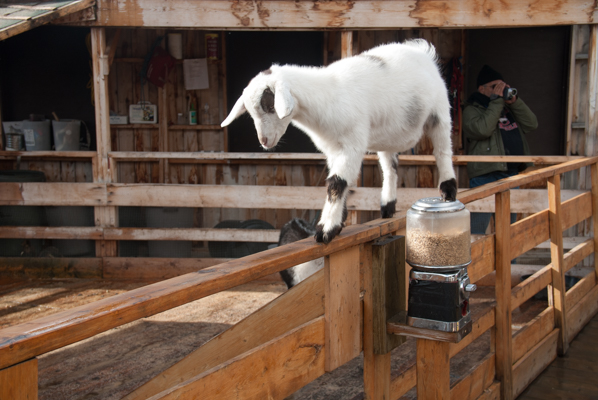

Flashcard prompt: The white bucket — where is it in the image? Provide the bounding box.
[52,120,81,151]
[22,120,51,151]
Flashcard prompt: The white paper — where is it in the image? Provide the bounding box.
[183,58,209,90]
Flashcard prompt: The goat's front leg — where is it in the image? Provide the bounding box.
[378,151,399,218]
[315,151,362,244]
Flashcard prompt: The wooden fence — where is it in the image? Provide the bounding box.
[1,156,598,399]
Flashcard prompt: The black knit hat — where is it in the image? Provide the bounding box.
[477,65,503,87]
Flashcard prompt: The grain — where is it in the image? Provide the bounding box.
[406,229,471,267]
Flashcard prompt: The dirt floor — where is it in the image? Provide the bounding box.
[0,266,562,400]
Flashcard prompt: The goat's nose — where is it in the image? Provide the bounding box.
[260,137,268,147]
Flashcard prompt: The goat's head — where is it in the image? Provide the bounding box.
[221,68,295,150]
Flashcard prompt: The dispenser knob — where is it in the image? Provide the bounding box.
[465,283,477,292]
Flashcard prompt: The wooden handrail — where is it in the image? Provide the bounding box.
[0,220,386,370]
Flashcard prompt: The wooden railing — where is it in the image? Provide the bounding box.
[1,156,598,399]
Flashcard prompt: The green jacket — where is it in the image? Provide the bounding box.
[463,95,538,179]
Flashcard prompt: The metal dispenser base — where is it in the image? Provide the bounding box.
[407,268,476,333]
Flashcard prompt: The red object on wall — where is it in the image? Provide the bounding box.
[146,46,175,88]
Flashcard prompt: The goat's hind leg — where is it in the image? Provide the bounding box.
[426,112,457,201]
[378,151,399,218]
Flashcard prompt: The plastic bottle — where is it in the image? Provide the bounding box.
[189,96,198,125]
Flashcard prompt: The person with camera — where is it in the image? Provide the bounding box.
[463,65,538,234]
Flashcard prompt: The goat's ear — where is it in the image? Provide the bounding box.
[221,95,246,127]
[274,82,294,120]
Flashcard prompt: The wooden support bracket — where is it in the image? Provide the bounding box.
[371,235,407,354]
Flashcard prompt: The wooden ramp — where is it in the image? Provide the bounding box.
[518,311,598,399]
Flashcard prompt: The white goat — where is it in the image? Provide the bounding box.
[222,40,457,243]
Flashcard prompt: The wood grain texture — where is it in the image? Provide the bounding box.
[512,307,554,364]
[125,268,325,400]
[417,339,450,400]
[0,358,38,400]
[148,317,326,400]
[494,191,513,400]
[325,245,361,371]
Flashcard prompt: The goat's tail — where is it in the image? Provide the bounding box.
[403,39,439,64]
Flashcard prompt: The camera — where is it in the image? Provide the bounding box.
[503,87,517,100]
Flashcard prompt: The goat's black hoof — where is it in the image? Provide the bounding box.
[380,200,396,218]
[440,178,458,202]
[315,223,343,244]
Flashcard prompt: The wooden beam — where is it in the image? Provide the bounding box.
[0,358,37,400]
[566,283,598,341]
[547,174,568,355]
[591,162,598,281]
[468,235,495,284]
[125,269,325,400]
[147,317,326,400]
[511,329,559,399]
[565,270,596,308]
[417,339,450,400]
[0,257,102,279]
[102,257,230,280]
[0,223,379,371]
[510,266,552,309]
[91,26,118,259]
[450,353,495,400]
[512,307,554,364]
[91,0,598,29]
[370,236,406,354]
[494,190,513,400]
[325,244,361,371]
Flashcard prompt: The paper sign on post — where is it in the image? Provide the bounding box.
[183,58,210,90]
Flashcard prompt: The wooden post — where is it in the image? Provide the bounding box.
[547,174,568,355]
[325,244,361,372]
[363,236,407,400]
[0,358,37,400]
[591,163,598,282]
[416,339,450,400]
[91,27,118,260]
[494,191,513,400]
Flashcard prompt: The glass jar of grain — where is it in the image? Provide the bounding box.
[406,197,471,271]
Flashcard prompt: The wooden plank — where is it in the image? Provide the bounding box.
[449,304,495,358]
[511,329,559,399]
[566,283,598,341]
[93,0,598,29]
[325,245,361,371]
[0,358,37,400]
[0,257,102,279]
[591,163,598,280]
[450,352,495,400]
[417,339,450,400]
[371,236,406,354]
[0,226,103,239]
[547,175,568,355]
[102,257,230,280]
[512,307,554,364]
[509,211,549,260]
[0,182,105,205]
[494,191,513,400]
[478,381,501,400]
[469,235,495,284]
[148,317,325,400]
[511,266,552,309]
[560,191,592,230]
[125,268,325,400]
[563,238,594,273]
[362,241,391,400]
[390,365,416,400]
[565,270,596,308]
[104,227,279,242]
[0,223,379,370]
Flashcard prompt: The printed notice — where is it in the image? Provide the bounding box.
[183,58,209,90]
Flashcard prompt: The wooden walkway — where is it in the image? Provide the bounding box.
[518,311,598,400]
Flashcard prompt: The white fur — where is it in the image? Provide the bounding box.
[222,40,456,243]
